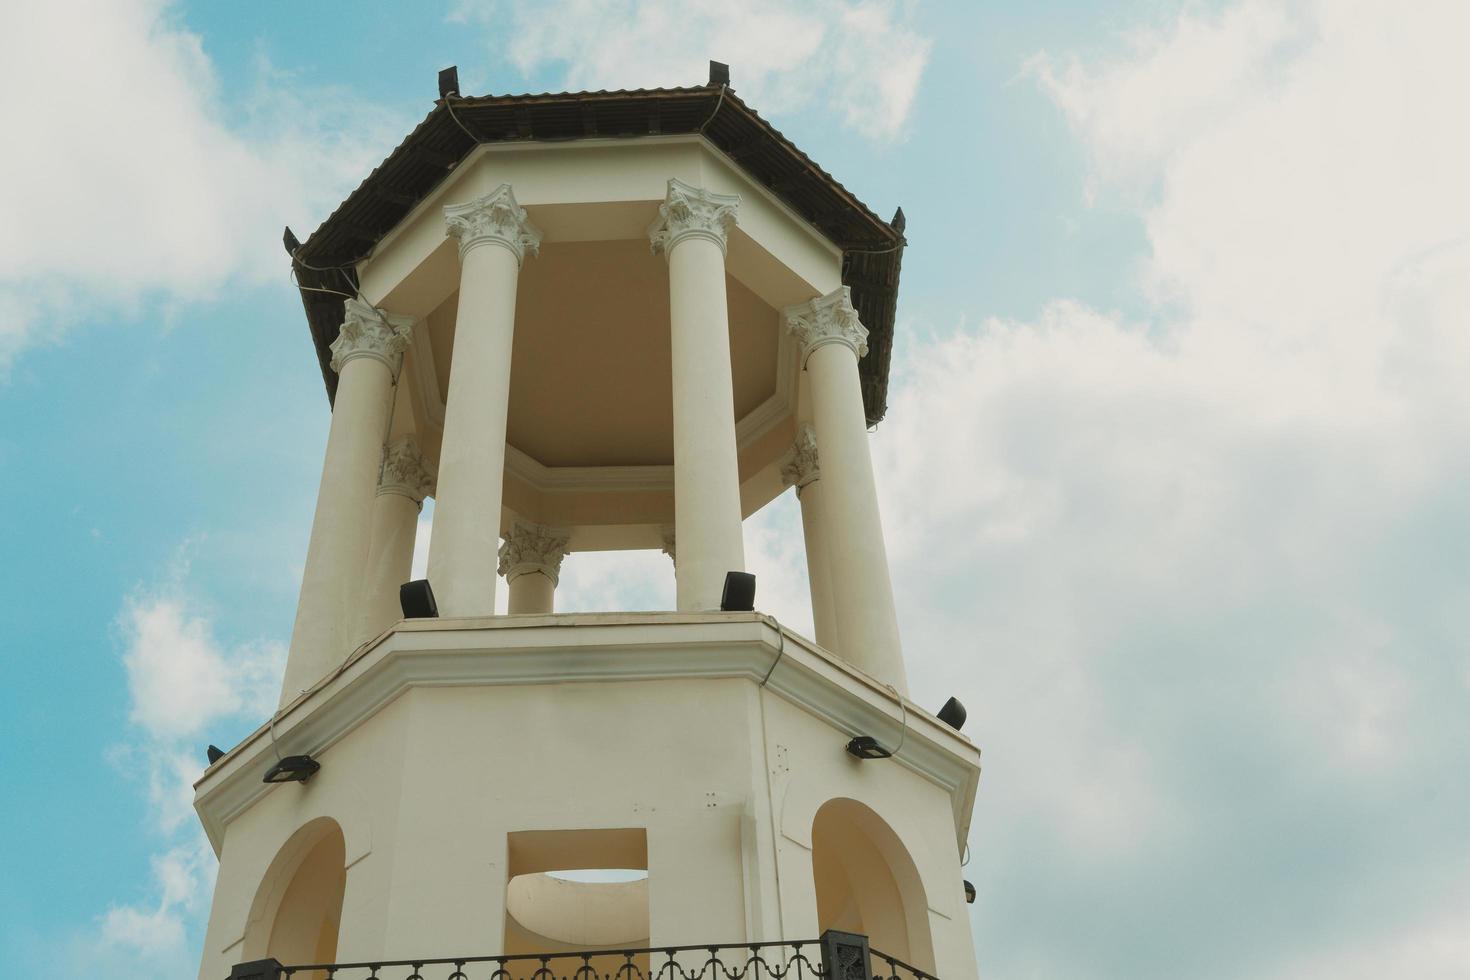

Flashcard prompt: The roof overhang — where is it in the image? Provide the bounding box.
[292,83,906,425]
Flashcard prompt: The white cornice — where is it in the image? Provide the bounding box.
[193,615,980,858]
[504,445,674,494]
[361,136,841,296]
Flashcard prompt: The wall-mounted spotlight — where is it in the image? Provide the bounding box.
[720,571,756,612]
[963,880,976,904]
[206,744,225,765]
[263,755,320,785]
[937,696,967,731]
[282,226,301,257]
[400,579,438,619]
[845,735,893,760]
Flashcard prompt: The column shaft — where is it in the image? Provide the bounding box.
[797,480,839,650]
[655,180,746,611]
[427,186,540,617]
[280,302,410,705]
[357,436,433,644]
[506,572,556,614]
[806,342,907,691]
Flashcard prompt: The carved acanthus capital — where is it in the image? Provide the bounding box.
[783,287,869,365]
[329,298,415,378]
[444,184,543,266]
[781,424,820,492]
[648,178,740,257]
[378,436,435,505]
[497,518,572,585]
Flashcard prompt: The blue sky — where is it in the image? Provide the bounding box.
[3,1,1468,977]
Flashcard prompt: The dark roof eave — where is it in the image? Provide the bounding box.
[293,84,905,424]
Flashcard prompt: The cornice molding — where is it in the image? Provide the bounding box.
[329,298,414,379]
[504,445,674,494]
[783,286,869,366]
[378,436,435,505]
[444,183,543,266]
[193,615,980,859]
[648,178,740,257]
[498,518,572,585]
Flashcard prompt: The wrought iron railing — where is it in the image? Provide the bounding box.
[226,931,939,980]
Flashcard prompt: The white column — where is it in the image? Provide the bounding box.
[782,424,838,651]
[650,178,745,611]
[427,185,541,617]
[356,436,434,644]
[785,287,908,693]
[497,518,571,615]
[281,299,413,704]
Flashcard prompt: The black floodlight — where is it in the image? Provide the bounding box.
[964,880,976,904]
[720,571,756,611]
[282,226,300,257]
[263,754,320,784]
[937,696,967,731]
[708,60,730,87]
[845,735,893,760]
[400,579,438,619]
[206,744,225,765]
[438,65,460,100]
[891,207,907,234]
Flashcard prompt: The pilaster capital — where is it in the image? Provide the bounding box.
[648,178,740,257]
[783,286,869,365]
[378,436,435,506]
[497,518,572,586]
[781,424,820,492]
[329,298,415,378]
[444,184,543,266]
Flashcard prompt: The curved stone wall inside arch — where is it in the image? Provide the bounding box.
[811,798,935,972]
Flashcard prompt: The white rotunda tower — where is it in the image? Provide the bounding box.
[194,64,981,980]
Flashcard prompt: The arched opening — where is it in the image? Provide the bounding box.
[811,798,934,972]
[244,817,347,975]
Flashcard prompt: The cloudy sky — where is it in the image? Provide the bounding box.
[2,0,1468,977]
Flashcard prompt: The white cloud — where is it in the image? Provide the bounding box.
[0,0,405,372]
[120,596,282,742]
[97,838,213,957]
[448,0,930,141]
[868,0,1470,973]
[91,569,285,972]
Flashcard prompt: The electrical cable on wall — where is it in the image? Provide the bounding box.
[760,615,786,686]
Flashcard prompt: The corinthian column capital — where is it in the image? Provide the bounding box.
[783,286,869,365]
[497,518,572,586]
[781,424,821,492]
[329,297,415,378]
[378,436,435,506]
[648,178,740,257]
[444,184,543,266]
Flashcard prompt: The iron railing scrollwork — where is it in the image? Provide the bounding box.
[227,932,940,980]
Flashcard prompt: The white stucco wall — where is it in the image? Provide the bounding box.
[195,617,979,980]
